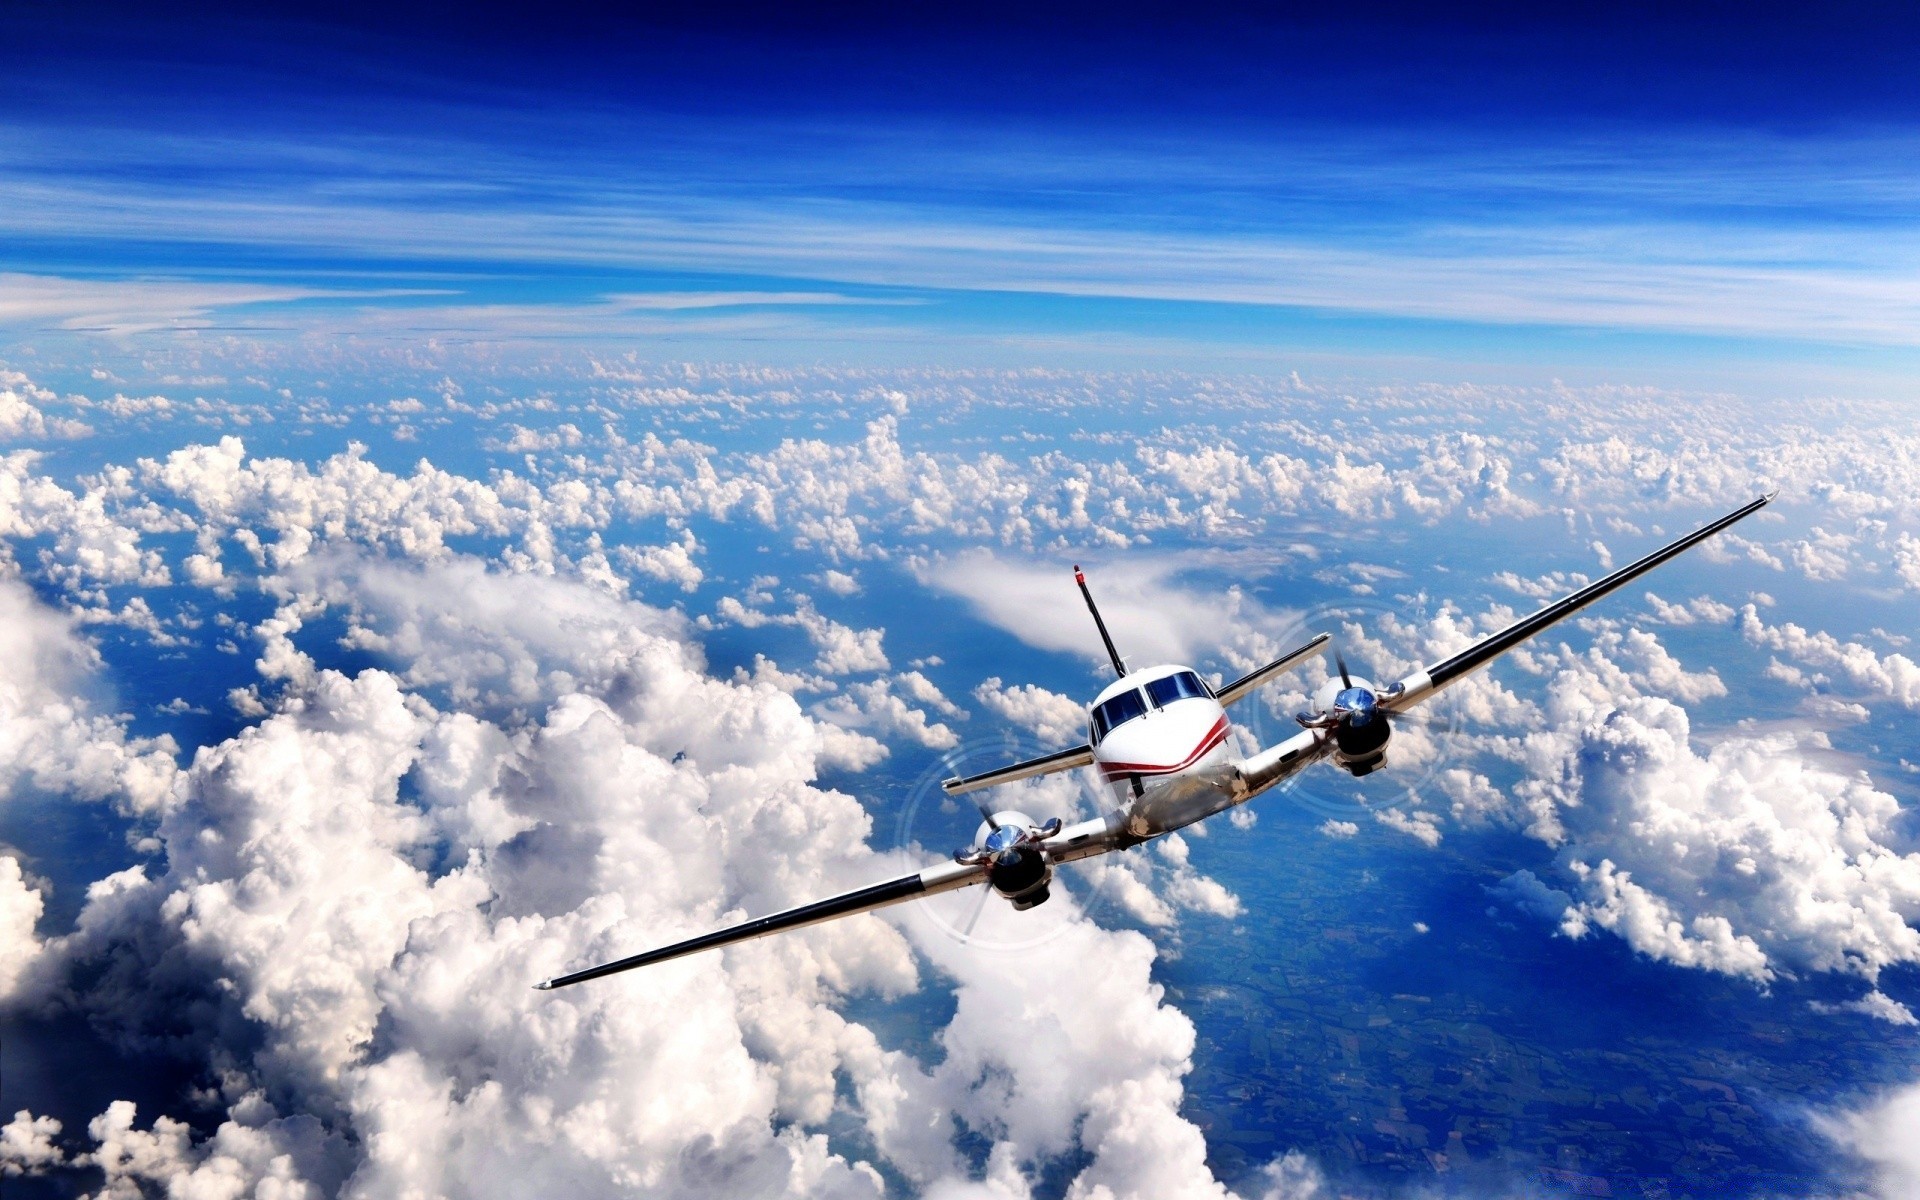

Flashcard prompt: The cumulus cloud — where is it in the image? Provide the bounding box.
[814,677,961,751]
[0,857,49,1004]
[1534,698,1920,998]
[921,551,1300,675]
[31,553,1258,1198]
[0,373,90,439]
[1822,1082,1920,1200]
[1741,603,1920,708]
[0,574,179,819]
[972,677,1087,746]
[614,527,706,592]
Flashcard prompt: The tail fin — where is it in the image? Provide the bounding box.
[1074,565,1126,678]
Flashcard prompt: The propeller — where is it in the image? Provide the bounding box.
[952,807,1064,912]
[1296,644,1394,776]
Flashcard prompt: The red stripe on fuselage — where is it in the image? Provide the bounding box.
[1098,715,1230,779]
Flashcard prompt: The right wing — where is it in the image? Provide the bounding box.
[1215,632,1331,706]
[537,858,987,989]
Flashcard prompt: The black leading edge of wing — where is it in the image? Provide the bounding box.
[536,873,930,990]
[1416,492,1774,695]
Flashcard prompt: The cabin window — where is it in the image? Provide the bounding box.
[1145,671,1211,708]
[1090,688,1148,743]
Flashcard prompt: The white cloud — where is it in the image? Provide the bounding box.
[1373,807,1442,848]
[0,375,90,440]
[0,273,333,335]
[814,678,960,751]
[0,1109,65,1176]
[1541,698,1920,995]
[614,528,706,592]
[1642,591,1736,625]
[971,678,1086,746]
[0,857,48,1005]
[0,575,179,819]
[37,552,1256,1198]
[1741,604,1920,708]
[1823,1082,1920,1200]
[921,551,1300,674]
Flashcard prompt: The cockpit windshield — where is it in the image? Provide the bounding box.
[1090,688,1148,743]
[1145,671,1211,708]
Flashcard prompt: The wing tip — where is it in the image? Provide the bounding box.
[534,979,556,991]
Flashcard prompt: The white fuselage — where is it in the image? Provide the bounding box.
[1086,665,1245,840]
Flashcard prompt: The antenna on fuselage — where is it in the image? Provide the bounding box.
[1073,565,1126,679]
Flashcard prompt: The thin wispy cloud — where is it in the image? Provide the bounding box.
[8,119,1920,349]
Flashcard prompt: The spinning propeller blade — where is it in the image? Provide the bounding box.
[960,882,992,938]
[1336,651,1353,689]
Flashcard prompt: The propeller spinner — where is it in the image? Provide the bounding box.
[955,808,1062,911]
[1298,650,1394,776]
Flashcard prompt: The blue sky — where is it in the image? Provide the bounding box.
[5,3,1920,387]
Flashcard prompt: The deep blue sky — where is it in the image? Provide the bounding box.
[5,3,1920,385]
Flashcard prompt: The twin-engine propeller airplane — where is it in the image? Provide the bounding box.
[537,494,1774,990]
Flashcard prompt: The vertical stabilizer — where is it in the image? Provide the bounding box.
[1074,565,1126,678]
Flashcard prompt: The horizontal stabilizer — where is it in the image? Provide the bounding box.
[1216,632,1331,707]
[942,743,1094,797]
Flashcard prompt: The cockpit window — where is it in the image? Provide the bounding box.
[1090,688,1148,743]
[1145,671,1211,708]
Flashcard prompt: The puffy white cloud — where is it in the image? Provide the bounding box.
[1641,591,1736,625]
[38,551,1256,1199]
[710,592,890,676]
[614,527,706,592]
[1893,533,1920,592]
[814,678,960,751]
[0,574,179,818]
[1822,1082,1920,1200]
[0,857,48,1004]
[972,677,1087,746]
[1316,820,1358,838]
[1536,698,1920,997]
[0,1109,65,1176]
[1373,807,1443,848]
[1788,527,1855,581]
[0,374,90,439]
[1741,603,1920,708]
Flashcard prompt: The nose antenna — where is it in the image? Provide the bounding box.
[1074,565,1126,679]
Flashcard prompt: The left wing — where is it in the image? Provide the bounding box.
[537,859,987,989]
[1380,492,1774,713]
[1231,493,1774,801]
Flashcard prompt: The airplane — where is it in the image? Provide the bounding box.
[537,493,1774,989]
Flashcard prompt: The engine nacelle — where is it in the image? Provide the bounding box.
[988,843,1053,910]
[975,811,1055,910]
[1332,714,1391,777]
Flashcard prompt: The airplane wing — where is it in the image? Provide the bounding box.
[1215,632,1332,706]
[537,859,988,989]
[942,743,1093,797]
[1382,492,1775,713]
